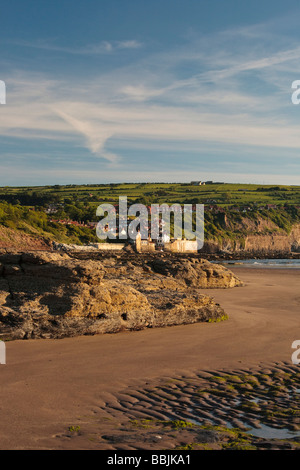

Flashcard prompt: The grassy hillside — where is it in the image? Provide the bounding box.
[0,182,300,207]
[0,183,299,247]
[0,202,98,246]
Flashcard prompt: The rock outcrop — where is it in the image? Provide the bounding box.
[203,222,300,255]
[0,251,242,340]
[0,226,51,251]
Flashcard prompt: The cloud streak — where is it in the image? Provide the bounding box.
[1,19,300,184]
[52,107,118,163]
[10,39,143,55]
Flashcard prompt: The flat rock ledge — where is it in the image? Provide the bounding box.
[0,251,243,339]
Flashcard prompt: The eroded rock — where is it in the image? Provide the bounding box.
[0,251,242,339]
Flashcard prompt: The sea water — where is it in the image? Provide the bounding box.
[213,259,300,268]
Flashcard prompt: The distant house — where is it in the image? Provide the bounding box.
[150,204,182,214]
[203,180,224,184]
[191,181,203,186]
[50,219,92,228]
[87,221,98,228]
[45,204,58,214]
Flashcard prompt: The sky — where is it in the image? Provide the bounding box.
[1,0,300,186]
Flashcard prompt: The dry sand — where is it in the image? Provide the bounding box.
[0,267,299,449]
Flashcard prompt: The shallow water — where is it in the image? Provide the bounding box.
[212,259,300,268]
[187,391,300,440]
[245,423,300,440]
[188,411,300,440]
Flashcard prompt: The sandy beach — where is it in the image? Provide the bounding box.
[0,266,299,449]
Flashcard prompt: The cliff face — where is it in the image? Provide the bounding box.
[244,223,300,252]
[0,226,51,251]
[0,251,242,340]
[203,220,300,254]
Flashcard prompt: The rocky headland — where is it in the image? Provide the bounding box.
[203,219,300,255]
[0,251,243,340]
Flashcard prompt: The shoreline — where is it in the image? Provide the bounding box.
[212,260,300,269]
[1,245,300,259]
[200,251,300,261]
[0,267,299,449]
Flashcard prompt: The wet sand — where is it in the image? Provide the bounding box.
[0,267,299,449]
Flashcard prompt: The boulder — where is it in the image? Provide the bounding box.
[0,251,242,339]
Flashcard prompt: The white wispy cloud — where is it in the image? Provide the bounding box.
[2,17,300,183]
[52,107,118,163]
[9,39,142,55]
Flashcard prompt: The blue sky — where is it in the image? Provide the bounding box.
[1,0,300,185]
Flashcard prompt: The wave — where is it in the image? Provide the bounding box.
[212,259,300,268]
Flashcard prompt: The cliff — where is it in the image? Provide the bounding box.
[0,225,51,251]
[0,251,242,340]
[203,215,300,254]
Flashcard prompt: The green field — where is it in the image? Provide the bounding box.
[0,183,299,246]
[0,182,300,207]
